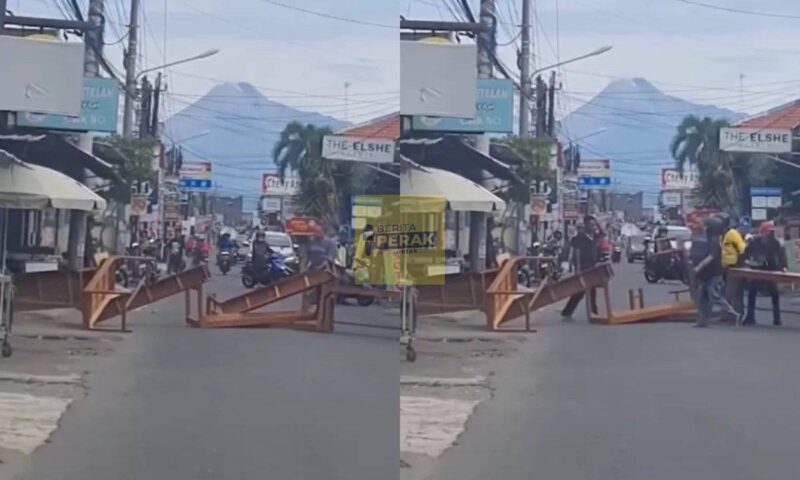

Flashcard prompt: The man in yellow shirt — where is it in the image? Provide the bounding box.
[720,215,746,316]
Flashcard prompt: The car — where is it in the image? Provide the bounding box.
[626,234,648,263]
[649,225,693,252]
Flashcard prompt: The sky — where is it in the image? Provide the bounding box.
[20,0,399,124]
[16,0,800,125]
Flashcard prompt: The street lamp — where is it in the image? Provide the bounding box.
[136,49,221,80]
[123,49,221,136]
[530,46,613,78]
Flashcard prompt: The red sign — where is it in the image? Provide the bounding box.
[285,216,321,236]
[563,200,580,220]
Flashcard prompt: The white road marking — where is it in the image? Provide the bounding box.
[0,392,73,454]
[401,395,480,458]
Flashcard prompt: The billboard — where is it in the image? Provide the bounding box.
[578,159,611,188]
[661,168,699,190]
[719,127,792,153]
[179,161,213,191]
[411,79,514,133]
[400,40,477,118]
[261,174,299,196]
[321,135,395,164]
[0,36,84,116]
[16,77,120,133]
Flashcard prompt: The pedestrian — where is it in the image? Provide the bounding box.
[561,217,600,320]
[742,221,786,326]
[692,217,739,328]
[719,213,747,316]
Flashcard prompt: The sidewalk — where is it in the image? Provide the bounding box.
[0,309,124,479]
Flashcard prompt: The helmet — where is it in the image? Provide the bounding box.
[759,221,775,236]
[704,217,724,235]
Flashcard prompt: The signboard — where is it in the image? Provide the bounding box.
[661,168,699,190]
[786,239,800,272]
[285,216,321,236]
[578,159,611,188]
[411,79,514,133]
[530,194,548,217]
[179,161,213,191]
[0,36,84,116]
[163,201,181,221]
[400,40,477,118]
[261,197,282,213]
[16,77,119,132]
[321,135,395,164]
[662,191,682,207]
[261,174,299,196]
[752,208,768,221]
[750,187,783,197]
[130,195,148,216]
[750,186,782,221]
[720,127,792,153]
[563,200,580,220]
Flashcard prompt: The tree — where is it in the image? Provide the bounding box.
[105,135,156,202]
[272,122,374,226]
[496,136,554,204]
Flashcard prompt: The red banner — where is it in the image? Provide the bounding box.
[285,216,321,236]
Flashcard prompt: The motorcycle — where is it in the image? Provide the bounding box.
[217,250,232,275]
[166,243,185,275]
[192,248,208,267]
[644,248,689,284]
[241,252,293,288]
[611,245,622,264]
[335,262,375,306]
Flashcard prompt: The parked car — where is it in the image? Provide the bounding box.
[626,234,648,263]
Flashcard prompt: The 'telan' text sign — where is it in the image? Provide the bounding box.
[719,127,792,153]
[411,79,514,133]
[16,77,120,133]
[322,135,395,164]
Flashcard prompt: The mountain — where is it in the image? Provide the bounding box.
[164,82,349,207]
[560,77,746,202]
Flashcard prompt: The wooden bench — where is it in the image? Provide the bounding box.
[602,301,696,325]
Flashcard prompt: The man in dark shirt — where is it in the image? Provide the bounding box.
[693,217,738,327]
[561,221,600,320]
[743,221,786,326]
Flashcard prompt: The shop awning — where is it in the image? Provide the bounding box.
[0,134,127,186]
[400,158,506,212]
[400,136,525,187]
[0,149,107,211]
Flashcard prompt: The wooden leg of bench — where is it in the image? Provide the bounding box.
[638,288,644,309]
[628,289,635,310]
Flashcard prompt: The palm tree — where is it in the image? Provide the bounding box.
[670,115,737,211]
[271,122,338,224]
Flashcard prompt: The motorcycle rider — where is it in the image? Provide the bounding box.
[251,230,272,280]
[166,235,185,274]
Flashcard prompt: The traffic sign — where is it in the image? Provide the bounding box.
[179,178,212,191]
[578,176,610,187]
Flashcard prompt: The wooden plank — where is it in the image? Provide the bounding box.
[605,302,695,325]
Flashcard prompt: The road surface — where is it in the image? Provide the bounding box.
[16,268,399,480]
[421,261,800,480]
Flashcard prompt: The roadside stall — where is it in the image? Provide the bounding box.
[0,149,106,357]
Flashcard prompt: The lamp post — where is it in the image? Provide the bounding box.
[122,49,220,137]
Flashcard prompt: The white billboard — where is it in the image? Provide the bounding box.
[0,36,84,116]
[662,192,682,207]
[719,127,792,153]
[661,168,699,190]
[261,174,299,196]
[400,40,477,118]
[322,135,395,164]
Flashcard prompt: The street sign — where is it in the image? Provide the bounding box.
[179,161,212,191]
[16,77,120,132]
[720,127,792,153]
[411,79,515,133]
[750,187,783,197]
[578,176,610,187]
[179,179,212,190]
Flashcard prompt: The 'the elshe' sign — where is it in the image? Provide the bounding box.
[322,135,395,164]
[719,127,792,153]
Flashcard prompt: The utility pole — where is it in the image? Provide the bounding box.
[68,0,104,269]
[518,0,531,138]
[469,0,495,272]
[122,0,140,137]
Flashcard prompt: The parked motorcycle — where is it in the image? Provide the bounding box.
[241,252,293,288]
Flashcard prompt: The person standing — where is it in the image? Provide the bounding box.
[743,221,786,326]
[693,217,739,328]
[720,214,747,315]
[561,218,600,320]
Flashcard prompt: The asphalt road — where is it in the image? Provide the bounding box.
[423,261,800,480]
[16,267,399,480]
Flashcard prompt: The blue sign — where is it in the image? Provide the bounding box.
[578,176,611,187]
[750,187,782,197]
[411,79,514,133]
[16,77,120,133]
[179,179,213,191]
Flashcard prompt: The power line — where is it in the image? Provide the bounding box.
[255,0,397,28]
[672,0,800,19]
